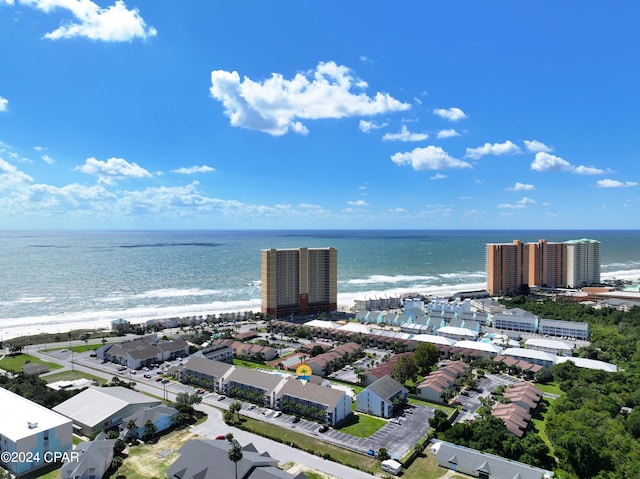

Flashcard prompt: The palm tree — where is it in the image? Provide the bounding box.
[228,441,243,479]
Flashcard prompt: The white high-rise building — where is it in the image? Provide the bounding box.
[565,238,601,288]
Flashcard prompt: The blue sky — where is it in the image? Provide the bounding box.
[0,1,638,230]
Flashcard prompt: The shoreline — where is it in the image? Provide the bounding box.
[0,282,480,342]
[1,267,638,342]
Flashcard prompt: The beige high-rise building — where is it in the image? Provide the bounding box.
[528,239,567,289]
[261,247,337,317]
[486,240,531,296]
[487,238,600,295]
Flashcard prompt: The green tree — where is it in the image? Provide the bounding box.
[414,342,440,374]
[627,408,640,439]
[141,419,158,442]
[391,355,417,385]
[110,456,123,472]
[223,410,234,424]
[228,441,243,479]
[309,345,325,357]
[429,409,451,433]
[113,438,126,454]
[230,401,243,421]
[377,447,390,461]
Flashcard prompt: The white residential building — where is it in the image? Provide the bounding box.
[0,387,73,476]
[566,238,601,287]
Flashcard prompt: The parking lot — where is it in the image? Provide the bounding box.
[61,347,434,460]
[452,373,520,424]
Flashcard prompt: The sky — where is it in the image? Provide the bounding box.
[0,1,639,230]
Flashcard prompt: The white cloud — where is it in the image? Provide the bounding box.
[171,165,216,175]
[210,61,411,136]
[498,197,536,209]
[16,0,156,41]
[0,157,33,189]
[347,200,368,206]
[382,125,428,142]
[574,165,605,175]
[465,140,520,159]
[77,157,152,183]
[506,182,535,191]
[431,173,447,180]
[436,129,460,139]
[524,140,553,153]
[531,152,605,176]
[433,107,467,121]
[28,183,116,208]
[391,146,472,171]
[596,178,638,188]
[530,152,574,172]
[359,119,387,133]
[42,154,55,164]
[0,96,8,111]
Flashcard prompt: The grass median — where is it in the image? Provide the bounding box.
[233,415,381,475]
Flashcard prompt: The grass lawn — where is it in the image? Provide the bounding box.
[234,358,279,371]
[43,369,108,385]
[334,413,386,438]
[408,397,455,414]
[69,343,105,353]
[0,354,62,373]
[234,415,380,474]
[534,381,563,396]
[402,451,470,479]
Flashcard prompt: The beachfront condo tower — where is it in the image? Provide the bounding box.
[261,247,337,318]
[528,239,568,289]
[486,238,601,295]
[486,240,531,296]
[566,238,601,288]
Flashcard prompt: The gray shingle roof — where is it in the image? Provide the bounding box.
[276,378,347,409]
[366,375,407,402]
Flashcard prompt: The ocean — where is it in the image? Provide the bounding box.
[1,230,639,340]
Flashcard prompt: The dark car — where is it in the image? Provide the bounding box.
[215,435,226,440]
[318,425,329,433]
[292,416,300,423]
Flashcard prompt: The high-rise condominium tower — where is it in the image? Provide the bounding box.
[261,247,337,317]
[486,240,531,296]
[528,239,567,289]
[565,238,601,288]
[486,238,601,295]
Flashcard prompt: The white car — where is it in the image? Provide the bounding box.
[274,411,282,418]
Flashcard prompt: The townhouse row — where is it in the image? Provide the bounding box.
[179,356,352,426]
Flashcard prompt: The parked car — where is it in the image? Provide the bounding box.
[318,425,329,433]
[215,435,226,440]
[196,388,205,394]
[274,411,282,418]
[218,395,226,401]
[247,404,256,410]
[292,416,300,423]
[155,377,162,382]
